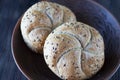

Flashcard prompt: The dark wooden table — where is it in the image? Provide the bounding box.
[0,0,120,80]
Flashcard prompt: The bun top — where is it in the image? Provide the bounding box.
[44,22,104,80]
[21,1,76,53]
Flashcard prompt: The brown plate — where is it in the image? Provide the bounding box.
[11,0,120,80]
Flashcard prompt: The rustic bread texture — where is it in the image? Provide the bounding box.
[20,1,76,53]
[44,22,104,80]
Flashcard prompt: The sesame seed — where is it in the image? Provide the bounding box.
[52,65,54,67]
[72,63,75,65]
[83,34,86,37]
[45,55,48,59]
[53,56,56,59]
[30,20,32,22]
[51,43,53,45]
[68,41,70,43]
[63,64,66,67]
[56,36,60,39]
[47,42,49,44]
[51,31,54,34]
[75,66,79,68]
[55,48,57,50]
[38,39,41,42]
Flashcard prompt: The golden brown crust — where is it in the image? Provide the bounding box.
[21,1,76,53]
[44,22,104,80]
[54,22,91,48]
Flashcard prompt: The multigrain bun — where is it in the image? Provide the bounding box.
[20,1,76,54]
[44,22,104,80]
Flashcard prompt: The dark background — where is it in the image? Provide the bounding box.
[0,0,120,80]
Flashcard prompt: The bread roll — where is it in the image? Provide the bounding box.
[44,22,104,80]
[20,1,76,54]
